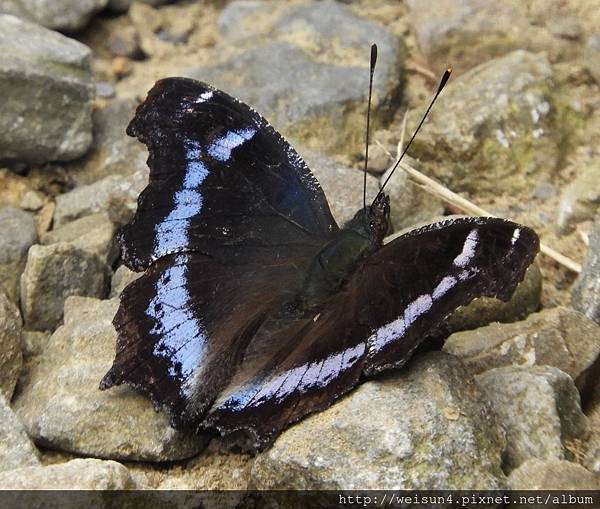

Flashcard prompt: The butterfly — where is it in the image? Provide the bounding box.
[99,75,539,449]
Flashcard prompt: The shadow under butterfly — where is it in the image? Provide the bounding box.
[100,46,539,450]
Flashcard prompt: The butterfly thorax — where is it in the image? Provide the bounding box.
[297,194,391,310]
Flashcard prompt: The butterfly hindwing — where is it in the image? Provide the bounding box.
[200,217,538,446]
[100,251,310,427]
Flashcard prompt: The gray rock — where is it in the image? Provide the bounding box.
[475,366,589,470]
[192,1,404,154]
[107,0,170,13]
[365,129,396,175]
[110,265,141,298]
[67,99,148,186]
[406,0,526,72]
[13,296,205,461]
[0,293,22,401]
[54,172,147,227]
[217,0,264,41]
[252,352,506,490]
[190,42,398,155]
[20,243,109,331]
[217,0,265,41]
[446,264,542,333]
[0,394,40,473]
[444,307,600,393]
[508,459,597,490]
[0,0,108,31]
[573,216,600,324]
[0,207,37,302]
[0,458,136,489]
[557,160,600,231]
[381,157,445,231]
[95,81,116,99]
[410,50,568,194]
[41,212,118,265]
[302,150,379,227]
[0,15,94,163]
[19,190,45,211]
[107,25,140,58]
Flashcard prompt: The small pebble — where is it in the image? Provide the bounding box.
[95,82,116,99]
[112,57,133,79]
[107,26,141,59]
[19,190,45,211]
[34,201,55,236]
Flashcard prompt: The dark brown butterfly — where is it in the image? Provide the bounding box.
[99,72,539,449]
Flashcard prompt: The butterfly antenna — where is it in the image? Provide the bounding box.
[363,43,378,210]
[375,66,452,203]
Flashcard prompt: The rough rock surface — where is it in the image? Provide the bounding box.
[407,0,517,71]
[67,99,148,186]
[41,212,118,265]
[557,159,600,232]
[20,243,109,331]
[0,207,37,302]
[0,0,108,31]
[380,156,445,231]
[508,459,598,490]
[191,1,404,154]
[407,0,580,73]
[0,394,40,473]
[475,366,589,470]
[0,293,22,401]
[573,216,600,324]
[13,296,206,461]
[444,306,600,392]
[0,458,136,489]
[252,352,506,490]
[410,50,569,194]
[54,173,147,228]
[0,15,94,163]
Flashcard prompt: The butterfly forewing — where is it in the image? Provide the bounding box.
[101,77,339,429]
[120,78,339,271]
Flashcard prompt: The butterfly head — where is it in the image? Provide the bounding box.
[346,193,390,247]
[369,193,391,244]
